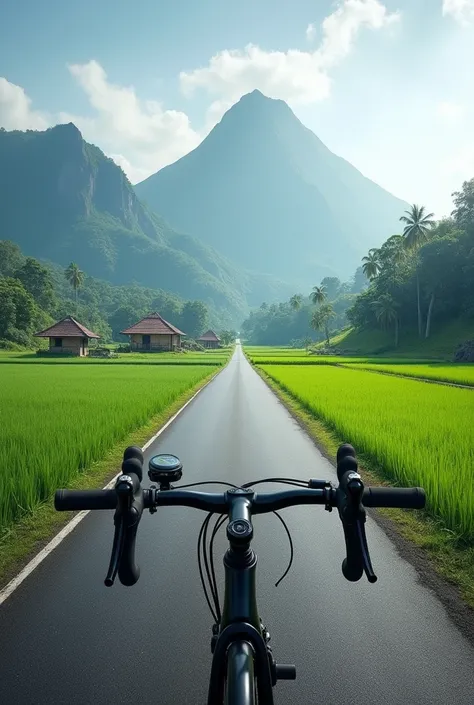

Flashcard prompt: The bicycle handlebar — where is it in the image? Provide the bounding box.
[55,484,425,513]
[55,444,426,589]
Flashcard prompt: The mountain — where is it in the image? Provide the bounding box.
[136,90,410,285]
[0,124,291,325]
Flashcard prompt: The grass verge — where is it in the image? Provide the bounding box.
[253,366,474,612]
[0,367,219,591]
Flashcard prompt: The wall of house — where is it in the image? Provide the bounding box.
[130,334,181,351]
[48,337,87,356]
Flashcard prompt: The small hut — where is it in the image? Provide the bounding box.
[121,312,185,352]
[35,316,100,356]
[197,329,221,349]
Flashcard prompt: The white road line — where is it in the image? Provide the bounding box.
[0,369,221,607]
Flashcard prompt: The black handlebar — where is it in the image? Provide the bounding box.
[54,444,426,587]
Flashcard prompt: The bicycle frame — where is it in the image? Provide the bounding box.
[207,490,275,705]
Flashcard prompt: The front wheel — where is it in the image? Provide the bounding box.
[225,640,257,705]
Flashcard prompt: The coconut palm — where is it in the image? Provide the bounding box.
[65,262,85,307]
[311,303,335,347]
[310,285,327,306]
[289,294,303,311]
[400,204,435,338]
[361,249,381,281]
[371,294,400,347]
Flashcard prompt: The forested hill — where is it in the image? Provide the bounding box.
[0,124,292,325]
[136,90,409,286]
[242,179,474,358]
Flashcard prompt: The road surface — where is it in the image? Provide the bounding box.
[1,345,473,704]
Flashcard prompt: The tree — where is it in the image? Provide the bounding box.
[418,238,459,339]
[14,258,56,312]
[351,266,369,294]
[65,263,85,307]
[311,303,335,347]
[220,329,237,346]
[362,249,381,281]
[0,240,24,277]
[0,277,37,343]
[451,179,474,231]
[310,285,327,306]
[371,294,399,347]
[180,300,208,338]
[320,277,341,300]
[400,204,435,338]
[289,294,303,311]
[378,235,406,269]
[108,305,141,341]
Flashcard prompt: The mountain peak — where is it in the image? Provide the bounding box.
[135,93,409,283]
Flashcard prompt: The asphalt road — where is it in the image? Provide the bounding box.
[1,345,473,704]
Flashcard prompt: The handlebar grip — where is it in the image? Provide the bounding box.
[55,489,117,511]
[363,487,426,509]
[341,522,364,582]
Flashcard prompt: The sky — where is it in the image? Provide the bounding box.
[1,0,474,217]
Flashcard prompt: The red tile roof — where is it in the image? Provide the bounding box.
[121,313,186,336]
[35,316,100,339]
[197,329,221,342]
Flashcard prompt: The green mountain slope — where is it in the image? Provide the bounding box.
[0,124,291,324]
[136,90,409,285]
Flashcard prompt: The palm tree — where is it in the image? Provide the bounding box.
[400,204,435,338]
[290,294,303,311]
[311,303,335,347]
[310,285,327,306]
[361,249,381,281]
[371,294,400,347]
[65,262,85,308]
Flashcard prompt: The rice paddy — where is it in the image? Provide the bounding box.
[256,360,474,539]
[0,363,215,531]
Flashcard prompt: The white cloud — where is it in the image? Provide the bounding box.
[0,2,401,184]
[0,62,200,184]
[65,61,200,182]
[306,23,316,42]
[0,77,49,131]
[436,101,466,122]
[442,0,474,24]
[180,0,400,109]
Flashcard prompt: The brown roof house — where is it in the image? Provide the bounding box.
[121,313,185,352]
[35,316,100,356]
[197,329,221,349]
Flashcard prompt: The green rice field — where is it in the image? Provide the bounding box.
[340,363,474,387]
[258,363,474,540]
[0,364,215,531]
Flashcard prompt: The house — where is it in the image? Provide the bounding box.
[197,329,221,349]
[121,312,185,352]
[35,316,100,356]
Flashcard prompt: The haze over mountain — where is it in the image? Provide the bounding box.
[136,90,410,285]
[0,123,292,324]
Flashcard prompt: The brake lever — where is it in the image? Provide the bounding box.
[105,516,125,586]
[356,518,377,583]
[339,469,378,584]
[104,473,135,587]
